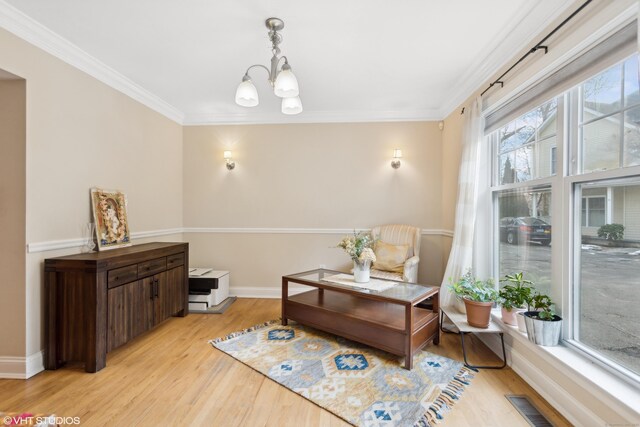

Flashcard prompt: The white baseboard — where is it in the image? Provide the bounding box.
[0,350,44,379]
[230,286,308,299]
[26,350,44,378]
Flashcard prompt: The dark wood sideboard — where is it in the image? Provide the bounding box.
[44,242,189,373]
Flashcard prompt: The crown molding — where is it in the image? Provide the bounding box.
[439,0,576,118]
[182,108,444,126]
[0,0,184,124]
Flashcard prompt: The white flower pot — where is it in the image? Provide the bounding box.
[516,309,527,333]
[353,261,370,283]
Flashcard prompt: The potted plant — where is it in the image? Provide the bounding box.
[498,272,533,326]
[449,271,498,328]
[523,293,562,346]
[336,231,377,283]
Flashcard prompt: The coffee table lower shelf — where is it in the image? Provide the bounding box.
[283,289,439,369]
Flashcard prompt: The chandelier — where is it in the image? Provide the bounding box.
[235,18,302,115]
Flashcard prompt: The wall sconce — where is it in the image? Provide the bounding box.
[223,150,236,170]
[391,149,402,169]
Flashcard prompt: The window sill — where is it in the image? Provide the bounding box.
[489,310,640,421]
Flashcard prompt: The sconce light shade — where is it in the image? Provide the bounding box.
[281,96,303,115]
[391,149,402,169]
[223,151,235,170]
[274,65,299,98]
[235,79,259,107]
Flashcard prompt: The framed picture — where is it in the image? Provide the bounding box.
[90,188,131,251]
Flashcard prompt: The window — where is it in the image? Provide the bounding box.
[581,195,606,227]
[489,52,640,382]
[492,100,557,295]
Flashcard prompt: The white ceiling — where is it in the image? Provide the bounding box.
[2,0,575,124]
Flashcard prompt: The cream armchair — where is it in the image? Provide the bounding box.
[370,224,421,283]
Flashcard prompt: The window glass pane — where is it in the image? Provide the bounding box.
[495,98,558,184]
[498,189,552,296]
[576,180,640,376]
[536,136,556,178]
[582,63,622,118]
[514,146,533,182]
[537,99,558,139]
[623,55,640,107]
[624,106,640,167]
[498,121,519,154]
[499,152,516,184]
[582,115,621,172]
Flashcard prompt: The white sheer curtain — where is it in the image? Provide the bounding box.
[440,97,486,308]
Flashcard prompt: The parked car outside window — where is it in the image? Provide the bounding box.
[499,216,551,245]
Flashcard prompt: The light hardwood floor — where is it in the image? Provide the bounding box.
[0,298,570,426]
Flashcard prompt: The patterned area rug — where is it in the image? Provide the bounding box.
[210,320,475,427]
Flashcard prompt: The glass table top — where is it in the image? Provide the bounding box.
[284,269,437,304]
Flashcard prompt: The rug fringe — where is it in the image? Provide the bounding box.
[209,319,281,345]
[416,365,475,427]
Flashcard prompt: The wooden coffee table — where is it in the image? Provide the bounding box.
[282,269,439,369]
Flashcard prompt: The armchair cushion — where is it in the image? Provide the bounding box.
[372,241,409,273]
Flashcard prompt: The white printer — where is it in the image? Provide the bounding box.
[188,268,230,310]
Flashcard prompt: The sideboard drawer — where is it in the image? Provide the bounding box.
[108,264,138,289]
[167,253,185,269]
[138,257,166,277]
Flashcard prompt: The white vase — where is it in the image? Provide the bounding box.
[353,261,371,283]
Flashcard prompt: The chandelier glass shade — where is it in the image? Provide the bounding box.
[235,78,259,107]
[274,65,299,98]
[235,18,302,115]
[281,96,303,115]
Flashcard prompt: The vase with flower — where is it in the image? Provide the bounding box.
[337,231,377,283]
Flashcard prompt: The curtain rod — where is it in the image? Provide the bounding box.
[480,0,593,97]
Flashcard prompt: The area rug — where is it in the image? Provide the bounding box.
[210,320,475,427]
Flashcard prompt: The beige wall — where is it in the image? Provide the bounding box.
[183,122,450,288]
[0,78,26,358]
[0,28,184,361]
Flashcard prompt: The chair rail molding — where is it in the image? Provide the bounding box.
[27,227,454,253]
[27,228,184,253]
[182,227,454,237]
